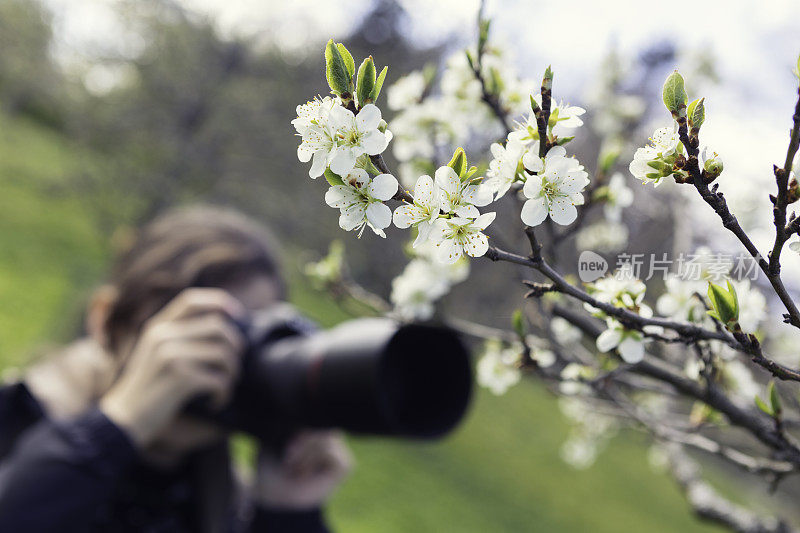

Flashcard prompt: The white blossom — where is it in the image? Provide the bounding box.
[731,279,767,332]
[293,96,341,178]
[435,166,493,218]
[387,71,426,111]
[390,255,467,320]
[552,317,583,347]
[602,172,634,222]
[586,263,646,310]
[324,169,398,237]
[429,212,496,264]
[477,341,521,395]
[520,146,589,226]
[575,221,629,252]
[596,318,645,364]
[484,138,527,200]
[723,360,761,402]
[559,363,592,396]
[531,93,586,137]
[629,126,681,186]
[656,274,706,323]
[392,174,441,247]
[790,241,800,255]
[326,104,392,176]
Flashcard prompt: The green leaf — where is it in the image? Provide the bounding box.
[324,168,344,186]
[726,280,739,321]
[662,70,688,116]
[369,66,388,103]
[556,136,575,146]
[755,395,773,416]
[325,39,352,97]
[336,43,355,77]
[356,56,376,107]
[769,381,782,416]
[529,94,541,114]
[448,147,467,177]
[707,281,739,328]
[512,309,526,338]
[465,50,475,71]
[687,98,705,129]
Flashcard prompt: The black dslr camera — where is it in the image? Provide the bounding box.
[201,306,473,447]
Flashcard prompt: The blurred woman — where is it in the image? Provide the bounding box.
[0,205,352,532]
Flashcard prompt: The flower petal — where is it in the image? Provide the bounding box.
[434,166,460,194]
[428,218,451,243]
[462,184,493,207]
[368,173,398,201]
[463,231,489,257]
[356,104,381,131]
[339,204,366,231]
[618,336,644,363]
[325,185,358,208]
[455,204,480,218]
[329,147,357,176]
[473,212,496,231]
[548,196,578,225]
[414,175,435,208]
[522,151,543,173]
[361,130,389,155]
[435,239,463,264]
[366,201,392,230]
[522,172,543,199]
[309,150,327,178]
[520,197,548,227]
[596,328,622,352]
[393,204,423,228]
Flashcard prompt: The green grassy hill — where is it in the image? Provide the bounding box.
[0,111,721,532]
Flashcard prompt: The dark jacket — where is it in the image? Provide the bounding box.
[0,382,329,533]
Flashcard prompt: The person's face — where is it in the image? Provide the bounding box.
[112,273,282,469]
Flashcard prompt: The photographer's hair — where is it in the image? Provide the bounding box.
[102,205,285,355]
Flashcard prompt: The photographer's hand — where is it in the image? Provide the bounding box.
[255,431,353,510]
[99,288,246,449]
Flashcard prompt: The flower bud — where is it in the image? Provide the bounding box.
[704,152,723,179]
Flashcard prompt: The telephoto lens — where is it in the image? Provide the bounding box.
[211,305,473,447]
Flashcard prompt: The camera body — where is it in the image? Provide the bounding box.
[206,306,473,447]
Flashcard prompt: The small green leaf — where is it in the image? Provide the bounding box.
[369,66,388,103]
[755,395,773,416]
[324,168,345,186]
[662,70,688,117]
[556,136,575,146]
[448,147,467,177]
[336,43,355,78]
[512,309,526,338]
[325,40,352,97]
[465,50,475,71]
[707,281,739,328]
[529,94,541,114]
[769,381,782,416]
[687,98,705,129]
[356,56,376,107]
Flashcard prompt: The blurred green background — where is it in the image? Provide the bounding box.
[0,0,735,530]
